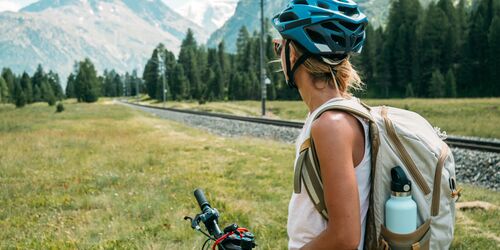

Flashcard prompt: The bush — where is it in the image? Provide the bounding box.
[56,102,64,113]
[198,98,206,105]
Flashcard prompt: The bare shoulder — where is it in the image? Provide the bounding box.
[310,110,359,139]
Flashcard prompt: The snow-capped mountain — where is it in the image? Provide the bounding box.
[164,0,237,35]
[0,0,208,84]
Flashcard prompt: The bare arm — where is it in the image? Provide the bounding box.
[300,111,362,250]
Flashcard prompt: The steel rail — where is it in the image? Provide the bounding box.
[122,101,500,153]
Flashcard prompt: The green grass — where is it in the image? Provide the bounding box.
[451,184,500,249]
[134,97,500,138]
[1,101,498,249]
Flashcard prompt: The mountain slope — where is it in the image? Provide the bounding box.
[167,0,238,36]
[207,0,287,52]
[0,0,207,84]
[207,0,435,53]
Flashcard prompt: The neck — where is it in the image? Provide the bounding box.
[296,71,343,113]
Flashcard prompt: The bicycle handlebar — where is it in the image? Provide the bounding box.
[185,188,257,250]
[194,188,210,212]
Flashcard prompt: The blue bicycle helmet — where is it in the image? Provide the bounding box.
[272,0,368,88]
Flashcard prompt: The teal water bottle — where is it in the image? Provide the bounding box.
[385,166,417,234]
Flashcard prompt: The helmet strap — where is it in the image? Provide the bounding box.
[285,40,311,89]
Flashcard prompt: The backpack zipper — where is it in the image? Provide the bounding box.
[381,107,432,195]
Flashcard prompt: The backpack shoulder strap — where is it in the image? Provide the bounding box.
[294,98,380,222]
[311,98,374,123]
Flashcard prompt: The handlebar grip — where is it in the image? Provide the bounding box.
[194,188,210,211]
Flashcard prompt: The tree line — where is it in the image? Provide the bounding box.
[65,58,143,103]
[142,0,499,102]
[0,59,144,107]
[355,0,499,98]
[142,25,296,103]
[0,65,64,107]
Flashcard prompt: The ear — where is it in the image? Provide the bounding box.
[289,43,298,66]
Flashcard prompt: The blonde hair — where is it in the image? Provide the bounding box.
[290,41,363,97]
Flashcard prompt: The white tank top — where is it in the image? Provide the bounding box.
[287,97,371,250]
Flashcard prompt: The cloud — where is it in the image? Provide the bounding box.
[0,1,22,12]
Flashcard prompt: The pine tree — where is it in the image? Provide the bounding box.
[383,0,422,97]
[47,71,64,100]
[33,85,42,102]
[129,70,142,96]
[143,45,162,99]
[40,80,50,101]
[66,73,76,98]
[418,3,449,97]
[236,26,250,72]
[20,72,33,103]
[178,29,201,100]
[0,76,8,103]
[13,81,26,108]
[437,0,458,72]
[218,41,229,96]
[357,25,376,94]
[113,74,123,97]
[75,58,100,103]
[171,64,187,100]
[2,68,16,102]
[445,69,457,97]
[213,63,224,100]
[42,81,56,106]
[205,68,216,101]
[163,50,176,101]
[205,48,222,101]
[187,49,201,99]
[228,73,237,100]
[456,0,468,59]
[375,27,391,98]
[488,15,500,96]
[428,69,446,97]
[32,64,45,93]
[460,0,494,96]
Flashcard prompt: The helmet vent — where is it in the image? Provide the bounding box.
[338,6,359,17]
[317,1,330,9]
[310,11,330,16]
[293,0,309,4]
[306,29,327,45]
[339,20,362,31]
[321,21,342,33]
[353,36,361,47]
[332,34,346,47]
[279,12,299,22]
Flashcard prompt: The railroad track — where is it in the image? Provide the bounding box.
[122,101,500,153]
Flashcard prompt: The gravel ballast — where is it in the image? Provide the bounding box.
[123,102,500,191]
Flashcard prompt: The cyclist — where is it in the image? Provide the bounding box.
[272,0,370,249]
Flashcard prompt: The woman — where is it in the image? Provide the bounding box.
[272,0,370,249]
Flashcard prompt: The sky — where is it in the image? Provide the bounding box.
[0,0,37,12]
[0,0,223,12]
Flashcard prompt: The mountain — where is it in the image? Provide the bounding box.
[207,0,287,52]
[165,0,238,36]
[0,0,208,85]
[207,0,435,53]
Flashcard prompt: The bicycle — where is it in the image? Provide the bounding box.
[184,189,257,250]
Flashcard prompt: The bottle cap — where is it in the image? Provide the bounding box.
[391,166,412,193]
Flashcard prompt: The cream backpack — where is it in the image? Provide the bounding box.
[294,98,459,249]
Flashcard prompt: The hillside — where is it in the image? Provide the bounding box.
[0,0,207,84]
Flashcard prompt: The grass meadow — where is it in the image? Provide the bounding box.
[138,98,500,139]
[0,100,498,249]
